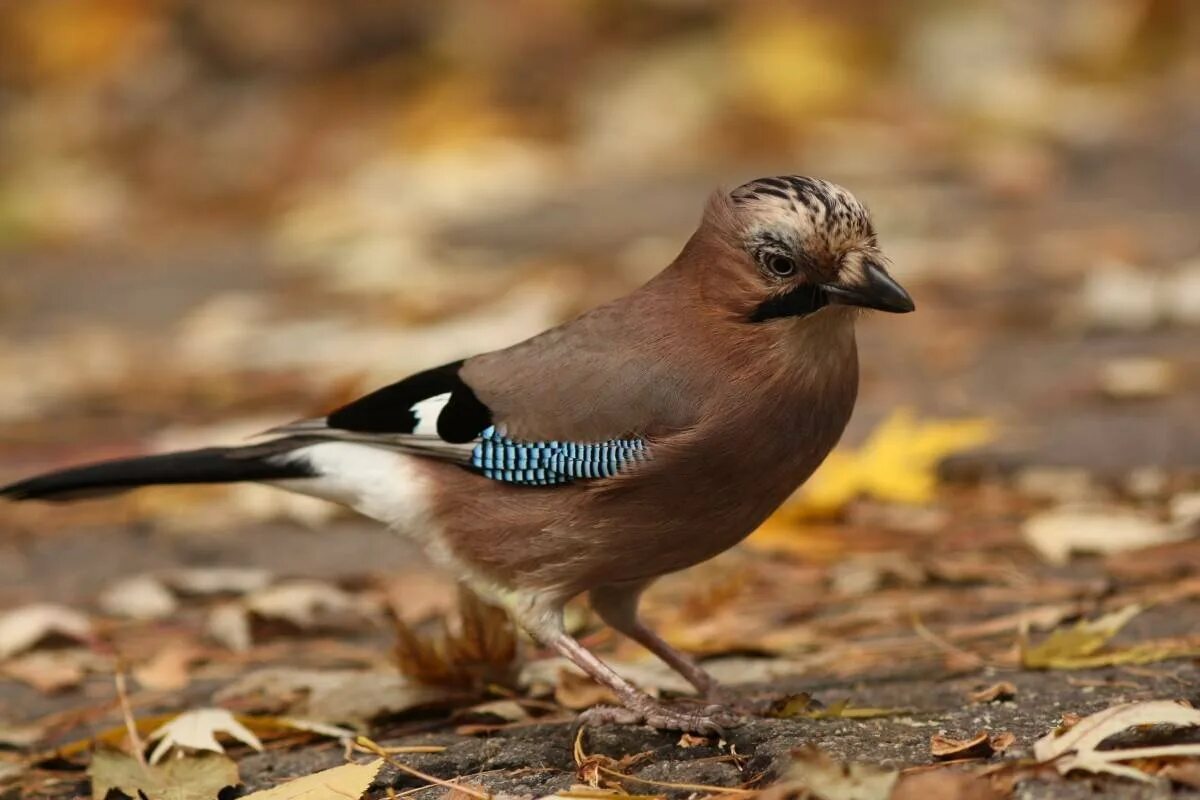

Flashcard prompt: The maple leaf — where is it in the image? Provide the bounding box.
[752,408,995,530]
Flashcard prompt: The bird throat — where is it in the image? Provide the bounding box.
[748,284,829,322]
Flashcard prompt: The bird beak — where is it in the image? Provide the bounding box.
[821,262,915,313]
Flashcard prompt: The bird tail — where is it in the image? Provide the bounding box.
[0,440,317,502]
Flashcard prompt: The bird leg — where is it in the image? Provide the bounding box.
[589,583,775,715]
[514,597,739,735]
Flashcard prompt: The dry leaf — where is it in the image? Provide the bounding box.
[555,668,619,710]
[207,579,377,651]
[167,567,274,596]
[134,644,204,692]
[393,586,519,691]
[773,697,905,720]
[216,668,456,728]
[989,731,1016,754]
[0,604,92,659]
[239,758,382,799]
[99,574,179,621]
[780,745,897,800]
[891,770,1004,800]
[89,749,240,800]
[1021,604,1200,669]
[1,649,92,693]
[759,409,995,522]
[245,579,374,629]
[1034,700,1200,781]
[930,731,993,760]
[1023,506,1191,565]
[1160,760,1200,788]
[0,721,47,748]
[147,708,264,764]
[967,681,1016,704]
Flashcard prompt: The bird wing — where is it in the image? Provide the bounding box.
[270,286,707,487]
[269,352,668,487]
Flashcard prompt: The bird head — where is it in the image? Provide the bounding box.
[703,175,914,322]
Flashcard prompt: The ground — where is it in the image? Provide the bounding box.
[3,14,1200,791]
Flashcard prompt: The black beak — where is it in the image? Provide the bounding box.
[821,262,915,314]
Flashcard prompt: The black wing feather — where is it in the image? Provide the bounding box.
[326,359,493,444]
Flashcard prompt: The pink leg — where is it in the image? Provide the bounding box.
[514,595,738,734]
[589,582,722,697]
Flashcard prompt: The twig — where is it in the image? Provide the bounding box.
[113,664,148,772]
[356,736,490,799]
[573,724,756,796]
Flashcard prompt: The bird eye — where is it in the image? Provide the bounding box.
[766,254,796,277]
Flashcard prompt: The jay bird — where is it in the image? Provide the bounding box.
[2,176,913,733]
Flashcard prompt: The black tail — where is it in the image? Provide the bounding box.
[1,441,316,502]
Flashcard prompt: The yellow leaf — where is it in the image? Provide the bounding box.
[777,408,996,521]
[240,759,383,800]
[89,750,239,800]
[1022,605,1200,669]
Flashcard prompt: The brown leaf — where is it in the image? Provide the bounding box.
[555,668,619,711]
[1160,760,1200,788]
[989,731,1017,754]
[891,770,1004,800]
[392,586,518,691]
[1,650,91,694]
[967,681,1017,704]
[930,731,993,760]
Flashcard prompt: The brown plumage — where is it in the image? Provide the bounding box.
[1,176,913,733]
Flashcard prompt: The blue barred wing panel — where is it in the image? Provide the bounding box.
[470,426,648,486]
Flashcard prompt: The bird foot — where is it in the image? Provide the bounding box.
[574,700,742,736]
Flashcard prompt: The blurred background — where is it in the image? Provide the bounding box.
[2,0,1200,666]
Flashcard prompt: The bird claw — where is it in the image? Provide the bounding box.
[573,701,742,737]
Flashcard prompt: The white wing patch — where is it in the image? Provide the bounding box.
[410,392,452,436]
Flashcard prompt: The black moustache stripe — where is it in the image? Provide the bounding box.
[748,284,829,322]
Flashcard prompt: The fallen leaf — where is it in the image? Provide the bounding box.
[1034,700,1200,781]
[239,758,383,800]
[1023,506,1191,565]
[134,644,204,692]
[1097,357,1177,399]
[798,409,994,517]
[1,649,94,693]
[772,696,906,720]
[245,579,375,630]
[89,749,239,800]
[891,770,1004,800]
[930,731,993,760]
[1160,760,1200,788]
[1021,605,1200,669]
[166,567,274,596]
[0,604,92,659]
[0,720,48,748]
[780,745,897,800]
[967,681,1016,704]
[215,668,457,728]
[98,574,179,620]
[147,708,264,764]
[393,586,519,691]
[555,668,619,710]
[989,731,1017,754]
[208,579,380,652]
